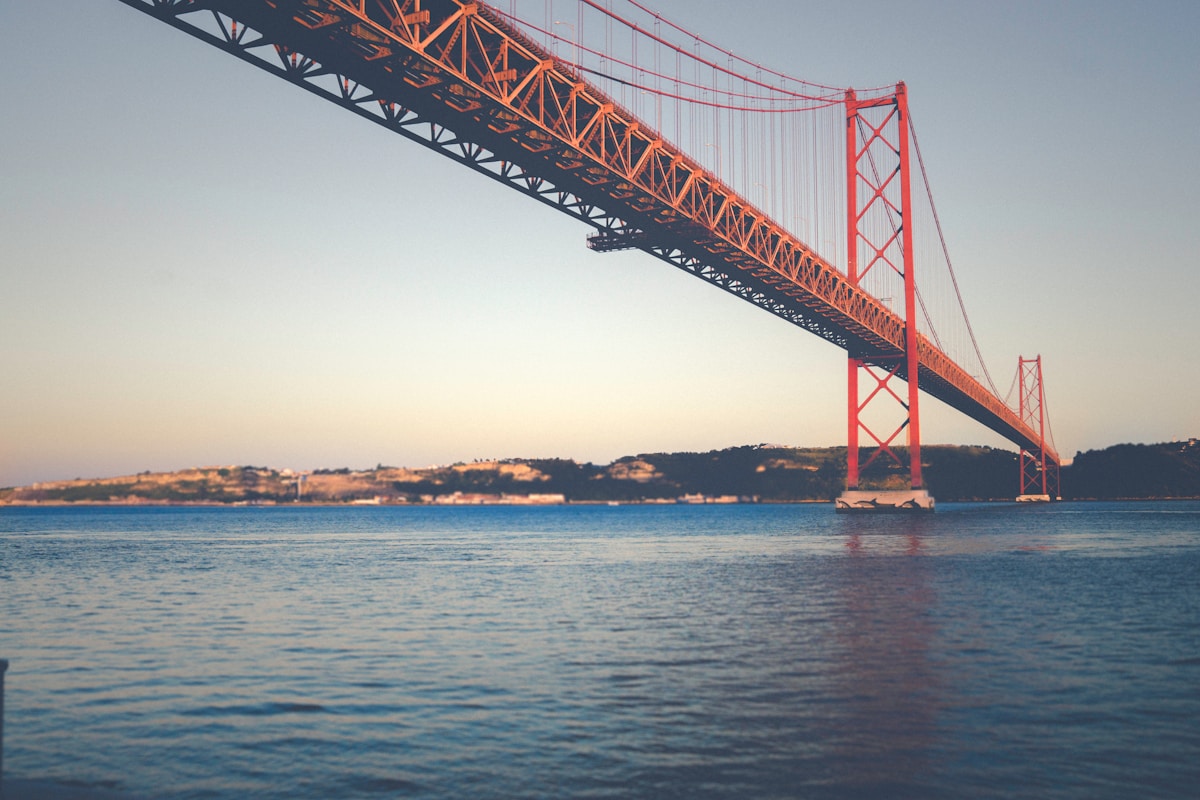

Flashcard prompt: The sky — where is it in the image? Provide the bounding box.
[1,0,1198,487]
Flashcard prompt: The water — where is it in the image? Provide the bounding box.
[1,502,1197,799]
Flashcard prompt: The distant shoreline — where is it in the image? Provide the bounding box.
[0,497,837,508]
[4,439,1198,504]
[5,497,1200,508]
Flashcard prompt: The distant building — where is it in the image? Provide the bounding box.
[431,492,566,505]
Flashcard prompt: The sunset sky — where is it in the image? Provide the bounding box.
[2,0,1197,488]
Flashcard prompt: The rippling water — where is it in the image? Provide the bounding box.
[1,502,1198,799]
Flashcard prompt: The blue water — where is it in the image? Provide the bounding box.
[1,502,1198,799]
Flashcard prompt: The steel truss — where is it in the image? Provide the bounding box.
[116,0,1058,469]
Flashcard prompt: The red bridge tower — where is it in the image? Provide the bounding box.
[1018,355,1060,501]
[837,84,934,512]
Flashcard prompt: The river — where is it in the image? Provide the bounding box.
[1,502,1197,798]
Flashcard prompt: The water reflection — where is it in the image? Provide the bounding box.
[831,515,943,797]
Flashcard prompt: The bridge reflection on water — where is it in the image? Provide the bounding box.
[835,517,941,794]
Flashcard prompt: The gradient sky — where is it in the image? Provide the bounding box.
[2,0,1198,487]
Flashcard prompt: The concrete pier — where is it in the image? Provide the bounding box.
[835,489,935,512]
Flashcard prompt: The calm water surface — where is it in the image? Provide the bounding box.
[1,502,1197,798]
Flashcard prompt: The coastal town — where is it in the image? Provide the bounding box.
[1,453,780,506]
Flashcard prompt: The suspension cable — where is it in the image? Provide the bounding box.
[490,9,845,111]
[612,0,891,96]
[908,112,1000,397]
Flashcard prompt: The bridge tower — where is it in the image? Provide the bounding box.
[837,83,934,511]
[1017,355,1060,501]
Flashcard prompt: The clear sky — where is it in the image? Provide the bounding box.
[2,0,1198,487]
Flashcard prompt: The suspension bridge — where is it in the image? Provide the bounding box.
[115,0,1061,508]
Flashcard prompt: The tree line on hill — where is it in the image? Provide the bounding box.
[4,439,1197,504]
[1064,439,1200,499]
[399,439,1200,502]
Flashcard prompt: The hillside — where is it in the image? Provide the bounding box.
[3,439,1196,505]
[1065,439,1200,499]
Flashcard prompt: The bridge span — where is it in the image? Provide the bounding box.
[115,0,1060,504]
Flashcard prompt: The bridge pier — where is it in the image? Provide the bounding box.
[835,489,935,512]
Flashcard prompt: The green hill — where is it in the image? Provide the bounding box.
[1064,439,1200,499]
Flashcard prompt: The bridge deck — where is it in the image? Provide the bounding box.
[119,0,1058,466]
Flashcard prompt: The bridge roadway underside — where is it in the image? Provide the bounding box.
[121,0,1057,467]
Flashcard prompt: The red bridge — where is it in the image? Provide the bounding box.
[116,0,1061,506]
